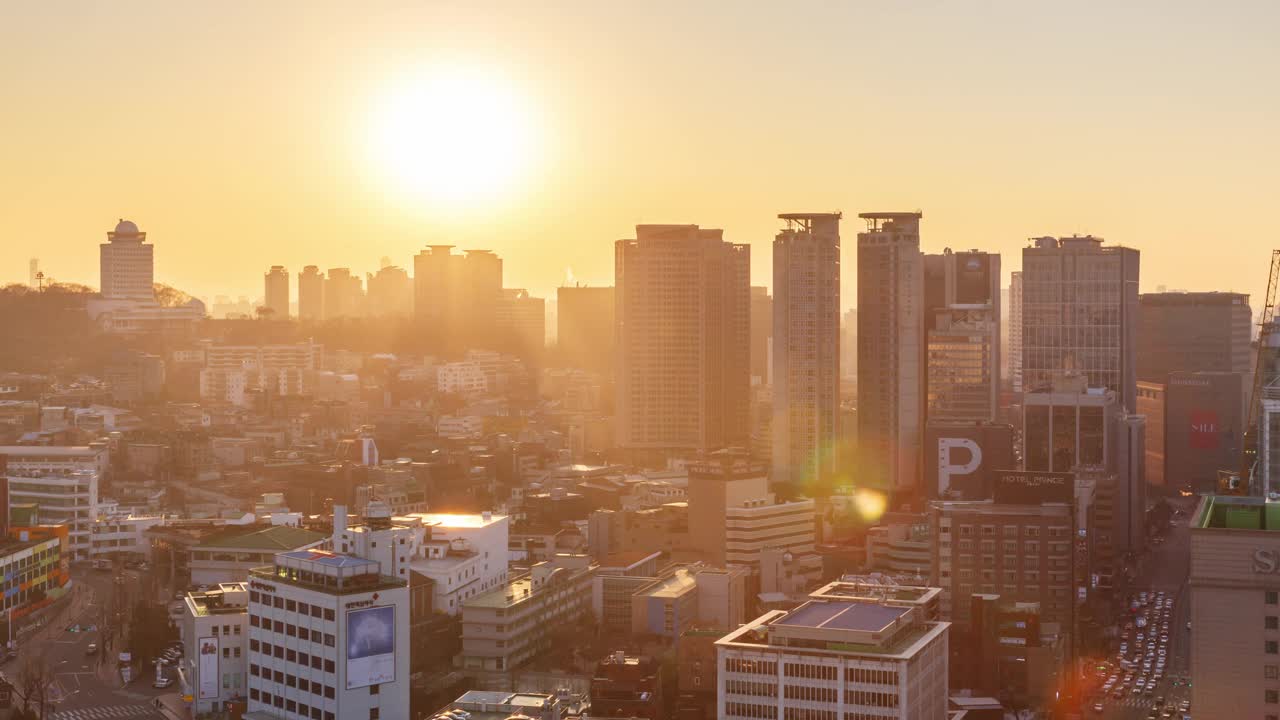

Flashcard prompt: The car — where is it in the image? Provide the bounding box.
[1112,688,1125,698]
[1179,700,1191,711]
[85,643,98,656]
[1092,702,1105,713]
[153,676,173,689]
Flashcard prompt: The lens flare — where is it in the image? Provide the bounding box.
[853,488,887,523]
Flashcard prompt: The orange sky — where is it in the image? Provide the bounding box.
[2,1,1279,307]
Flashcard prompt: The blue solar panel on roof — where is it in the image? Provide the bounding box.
[825,604,908,632]
[774,601,908,633]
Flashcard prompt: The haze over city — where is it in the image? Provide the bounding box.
[4,4,1280,720]
[3,1,1280,303]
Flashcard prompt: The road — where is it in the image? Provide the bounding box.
[8,568,177,720]
[1095,499,1196,720]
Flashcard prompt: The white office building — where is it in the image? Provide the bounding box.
[2,445,105,560]
[245,550,409,720]
[181,583,250,715]
[336,506,510,616]
[90,513,168,560]
[717,597,950,720]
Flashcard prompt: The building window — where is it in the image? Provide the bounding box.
[370,684,380,695]
[1269,616,1279,630]
[1266,640,1278,655]
[1268,591,1279,605]
[370,710,380,720]
[1268,689,1279,704]
[1266,665,1279,680]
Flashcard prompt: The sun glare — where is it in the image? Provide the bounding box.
[368,67,535,207]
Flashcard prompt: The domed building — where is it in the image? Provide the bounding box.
[101,218,153,301]
[88,218,206,335]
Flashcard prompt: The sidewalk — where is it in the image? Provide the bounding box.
[153,691,191,719]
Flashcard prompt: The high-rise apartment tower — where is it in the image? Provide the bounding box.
[772,212,841,489]
[615,224,749,457]
[263,265,289,319]
[858,212,923,493]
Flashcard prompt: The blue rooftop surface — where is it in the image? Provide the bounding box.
[775,601,908,633]
[279,550,374,568]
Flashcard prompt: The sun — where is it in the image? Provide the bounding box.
[367,66,536,207]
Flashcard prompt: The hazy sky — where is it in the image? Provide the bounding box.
[3,1,1279,306]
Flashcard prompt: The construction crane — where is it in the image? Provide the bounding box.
[1227,249,1280,495]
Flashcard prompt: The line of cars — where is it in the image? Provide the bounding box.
[1092,590,1191,717]
[153,640,183,688]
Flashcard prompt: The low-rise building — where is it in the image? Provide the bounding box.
[181,583,250,715]
[591,652,664,720]
[89,513,167,560]
[190,524,327,585]
[431,690,563,720]
[2,445,106,560]
[458,554,596,672]
[1,525,71,625]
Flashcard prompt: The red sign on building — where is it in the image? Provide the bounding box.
[1189,409,1220,449]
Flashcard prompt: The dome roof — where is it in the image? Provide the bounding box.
[114,219,139,235]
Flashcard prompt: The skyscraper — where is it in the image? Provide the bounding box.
[495,288,545,364]
[841,308,857,381]
[615,224,749,457]
[749,286,772,386]
[365,265,413,317]
[857,212,923,494]
[463,249,503,351]
[1021,235,1140,411]
[324,268,364,319]
[100,219,154,301]
[1009,271,1023,393]
[557,285,615,377]
[412,246,503,353]
[923,249,1001,423]
[263,265,289,319]
[772,212,841,489]
[414,245,463,349]
[1137,291,1251,383]
[297,265,324,322]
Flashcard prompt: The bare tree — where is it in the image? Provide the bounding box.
[17,654,56,719]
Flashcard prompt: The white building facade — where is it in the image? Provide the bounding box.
[246,550,409,720]
[2,445,105,560]
[717,599,950,720]
[181,583,250,715]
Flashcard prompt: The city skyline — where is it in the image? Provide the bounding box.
[3,2,1278,303]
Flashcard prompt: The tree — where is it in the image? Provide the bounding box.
[126,599,177,667]
[153,283,194,308]
[17,654,56,719]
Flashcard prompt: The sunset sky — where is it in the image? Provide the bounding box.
[3,1,1279,306]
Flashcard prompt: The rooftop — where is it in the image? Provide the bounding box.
[1194,495,1280,531]
[185,582,249,617]
[639,568,697,599]
[193,524,327,551]
[405,512,506,529]
[775,600,909,634]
